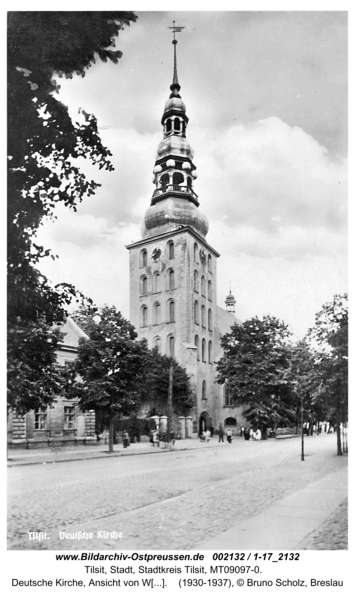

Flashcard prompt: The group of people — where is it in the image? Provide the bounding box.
[241,426,261,441]
[150,430,175,447]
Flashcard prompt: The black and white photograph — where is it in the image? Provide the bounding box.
[7,6,349,581]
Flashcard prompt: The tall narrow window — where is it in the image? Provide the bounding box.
[194,270,199,292]
[187,176,192,188]
[153,272,160,293]
[154,336,161,352]
[174,117,181,132]
[208,308,212,331]
[202,338,206,362]
[208,340,213,363]
[208,280,212,301]
[194,242,199,262]
[201,275,206,296]
[201,305,206,328]
[167,240,174,260]
[141,275,148,295]
[160,173,169,187]
[195,335,200,360]
[168,335,175,358]
[202,380,207,399]
[153,302,161,325]
[64,406,75,430]
[208,254,212,273]
[140,249,147,268]
[194,300,199,324]
[166,118,172,133]
[168,269,175,290]
[141,305,148,327]
[167,300,175,323]
[34,408,47,430]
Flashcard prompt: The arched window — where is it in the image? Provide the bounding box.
[174,117,181,131]
[141,305,148,328]
[140,275,148,295]
[153,272,160,293]
[208,280,212,301]
[194,300,199,324]
[173,172,184,186]
[225,417,237,427]
[167,240,174,260]
[202,338,206,362]
[208,340,213,363]
[167,299,175,323]
[153,302,161,325]
[194,270,199,293]
[160,173,169,187]
[194,242,199,262]
[140,249,147,268]
[201,275,206,297]
[168,335,175,358]
[167,269,175,290]
[153,336,161,352]
[202,380,207,399]
[208,254,212,273]
[201,305,206,328]
[166,119,172,133]
[195,335,200,360]
[208,308,212,331]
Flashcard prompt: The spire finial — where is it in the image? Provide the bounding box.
[168,21,185,96]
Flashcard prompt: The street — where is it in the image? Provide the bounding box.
[8,434,347,551]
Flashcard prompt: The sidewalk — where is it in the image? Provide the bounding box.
[198,466,348,550]
[7,436,226,466]
[7,433,301,467]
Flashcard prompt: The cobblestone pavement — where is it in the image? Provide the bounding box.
[8,435,347,550]
[298,499,348,550]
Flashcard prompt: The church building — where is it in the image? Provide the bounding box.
[126,29,246,436]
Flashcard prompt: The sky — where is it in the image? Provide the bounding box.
[35,10,348,340]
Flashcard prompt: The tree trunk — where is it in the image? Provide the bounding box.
[336,401,342,456]
[262,424,268,440]
[108,409,114,453]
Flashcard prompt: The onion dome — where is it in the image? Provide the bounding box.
[225,285,236,313]
[142,197,209,239]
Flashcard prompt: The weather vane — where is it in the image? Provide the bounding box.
[168,21,185,44]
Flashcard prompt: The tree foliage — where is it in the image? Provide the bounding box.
[142,348,193,417]
[216,315,294,436]
[307,293,348,454]
[7,12,137,413]
[65,306,147,451]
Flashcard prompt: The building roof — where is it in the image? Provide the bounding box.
[59,316,88,349]
[217,305,242,337]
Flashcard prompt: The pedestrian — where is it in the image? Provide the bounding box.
[244,427,250,441]
[152,430,159,447]
[123,430,129,448]
[227,428,232,443]
[218,425,224,442]
[255,428,261,441]
[205,429,211,442]
[170,431,175,445]
[210,425,214,437]
[240,426,244,437]
[250,427,254,440]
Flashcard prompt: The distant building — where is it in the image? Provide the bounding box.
[7,318,95,449]
[126,32,246,436]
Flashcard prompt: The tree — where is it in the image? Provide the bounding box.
[216,315,293,439]
[307,294,348,455]
[142,348,193,418]
[8,12,137,413]
[64,306,147,452]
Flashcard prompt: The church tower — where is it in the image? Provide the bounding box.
[126,25,243,435]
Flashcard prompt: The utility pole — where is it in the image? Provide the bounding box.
[167,364,173,444]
